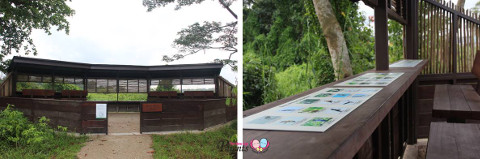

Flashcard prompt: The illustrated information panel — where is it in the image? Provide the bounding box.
[335,73,404,87]
[243,87,382,132]
[389,59,422,67]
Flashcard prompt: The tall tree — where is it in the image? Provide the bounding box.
[0,0,74,72]
[312,0,353,80]
[143,0,238,70]
[457,0,465,10]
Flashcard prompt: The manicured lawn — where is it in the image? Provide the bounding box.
[151,121,237,159]
[87,93,147,101]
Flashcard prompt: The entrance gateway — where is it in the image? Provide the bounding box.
[0,56,237,134]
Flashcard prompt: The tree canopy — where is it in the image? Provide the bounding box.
[0,0,74,72]
[243,0,403,110]
[143,0,238,70]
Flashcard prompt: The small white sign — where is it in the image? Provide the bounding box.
[96,104,107,119]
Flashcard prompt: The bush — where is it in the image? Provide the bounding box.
[0,105,87,158]
[0,105,53,148]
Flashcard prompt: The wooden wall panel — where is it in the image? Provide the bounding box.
[140,98,235,133]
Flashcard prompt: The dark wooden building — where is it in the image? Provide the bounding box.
[0,56,237,134]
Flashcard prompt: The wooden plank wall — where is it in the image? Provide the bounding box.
[141,98,236,133]
[226,105,237,121]
[0,97,83,133]
[80,102,108,134]
[141,100,204,132]
[0,73,13,97]
[203,99,227,128]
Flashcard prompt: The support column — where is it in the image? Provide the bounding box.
[12,70,17,97]
[405,0,419,59]
[214,76,219,97]
[375,0,389,70]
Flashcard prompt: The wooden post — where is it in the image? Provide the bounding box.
[214,76,219,97]
[407,80,418,144]
[375,0,389,70]
[405,0,419,59]
[116,77,119,102]
[452,13,458,84]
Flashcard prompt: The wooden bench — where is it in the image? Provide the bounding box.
[183,91,215,98]
[433,85,480,122]
[61,90,88,98]
[428,51,480,158]
[433,50,480,122]
[426,122,480,159]
[148,91,178,98]
[22,89,55,98]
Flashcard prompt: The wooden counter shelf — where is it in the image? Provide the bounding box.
[243,60,427,159]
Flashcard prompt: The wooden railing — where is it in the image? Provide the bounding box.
[419,0,480,76]
[417,0,480,138]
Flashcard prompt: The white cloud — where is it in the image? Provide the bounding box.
[27,0,239,84]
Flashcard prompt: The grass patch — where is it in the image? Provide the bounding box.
[87,93,147,101]
[0,105,87,159]
[0,134,88,159]
[151,121,237,159]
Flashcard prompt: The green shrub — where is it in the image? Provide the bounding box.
[0,105,52,148]
[0,105,87,158]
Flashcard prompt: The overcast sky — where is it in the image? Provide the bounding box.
[12,0,240,84]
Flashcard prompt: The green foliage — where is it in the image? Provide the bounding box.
[0,0,75,72]
[473,1,480,13]
[242,50,276,109]
[226,87,237,106]
[271,63,325,99]
[87,93,148,101]
[143,0,238,70]
[16,82,82,92]
[0,105,87,158]
[388,20,404,63]
[54,83,82,91]
[243,0,403,110]
[155,84,179,92]
[151,120,237,159]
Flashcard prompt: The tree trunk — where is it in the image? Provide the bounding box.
[312,0,353,80]
[457,0,465,11]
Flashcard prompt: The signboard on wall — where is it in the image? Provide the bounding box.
[96,103,107,119]
[142,103,163,112]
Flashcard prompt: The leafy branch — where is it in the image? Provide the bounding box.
[143,0,238,70]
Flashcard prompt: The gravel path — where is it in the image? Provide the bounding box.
[77,113,153,159]
[77,135,154,159]
[108,113,140,134]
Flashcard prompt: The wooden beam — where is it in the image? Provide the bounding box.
[375,0,389,70]
[362,0,378,7]
[388,8,407,25]
[423,0,480,24]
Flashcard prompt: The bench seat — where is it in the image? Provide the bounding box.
[427,122,480,159]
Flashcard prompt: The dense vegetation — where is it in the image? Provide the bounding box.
[87,93,148,101]
[0,105,87,158]
[16,82,82,91]
[151,121,237,159]
[243,0,404,110]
